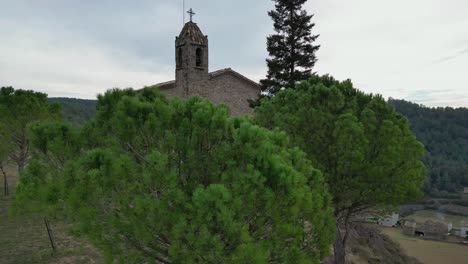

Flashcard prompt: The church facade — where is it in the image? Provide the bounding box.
[152,20,260,116]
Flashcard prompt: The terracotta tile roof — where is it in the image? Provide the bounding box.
[422,220,449,234]
[177,22,207,45]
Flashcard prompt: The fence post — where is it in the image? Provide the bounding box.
[0,164,8,196]
[44,218,57,252]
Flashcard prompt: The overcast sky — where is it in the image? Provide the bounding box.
[1,0,467,107]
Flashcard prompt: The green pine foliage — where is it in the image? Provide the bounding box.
[389,99,468,195]
[14,88,335,263]
[254,75,426,262]
[260,0,320,95]
[256,75,426,212]
[0,87,62,173]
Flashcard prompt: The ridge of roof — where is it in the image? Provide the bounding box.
[209,68,261,87]
[152,68,260,89]
[155,80,175,86]
[153,80,175,90]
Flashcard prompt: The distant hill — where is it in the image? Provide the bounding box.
[389,99,468,196]
[48,97,96,126]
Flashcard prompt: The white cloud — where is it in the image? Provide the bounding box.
[310,0,468,107]
[0,26,172,98]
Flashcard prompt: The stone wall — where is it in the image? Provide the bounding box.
[157,71,260,116]
[207,72,259,116]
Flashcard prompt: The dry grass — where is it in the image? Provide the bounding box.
[382,227,468,264]
[407,210,468,226]
[0,165,102,264]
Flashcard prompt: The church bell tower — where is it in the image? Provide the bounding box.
[175,9,209,96]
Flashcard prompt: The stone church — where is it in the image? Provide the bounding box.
[151,17,260,116]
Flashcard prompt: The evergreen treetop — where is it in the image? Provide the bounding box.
[261,0,320,95]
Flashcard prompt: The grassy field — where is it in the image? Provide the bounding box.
[0,166,101,264]
[407,209,468,226]
[382,227,468,264]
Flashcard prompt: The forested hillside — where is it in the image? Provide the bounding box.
[48,98,96,126]
[389,99,468,195]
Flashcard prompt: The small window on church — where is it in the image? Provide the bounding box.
[177,48,183,68]
[196,48,203,67]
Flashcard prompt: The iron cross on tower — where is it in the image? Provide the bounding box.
[187,8,195,22]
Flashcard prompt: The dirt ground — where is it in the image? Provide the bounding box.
[0,165,102,264]
[323,224,422,264]
[381,227,468,264]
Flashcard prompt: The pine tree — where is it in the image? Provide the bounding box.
[15,88,336,263]
[261,0,320,95]
[0,87,61,174]
[255,75,426,264]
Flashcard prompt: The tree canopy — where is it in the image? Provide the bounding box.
[15,88,335,263]
[389,99,468,196]
[254,75,426,263]
[260,0,320,95]
[0,87,61,173]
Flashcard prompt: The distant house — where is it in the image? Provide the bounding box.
[419,220,450,240]
[459,222,468,239]
[403,221,417,236]
[378,214,400,227]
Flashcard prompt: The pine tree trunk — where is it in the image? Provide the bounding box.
[17,161,25,175]
[333,226,346,264]
[16,139,29,175]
